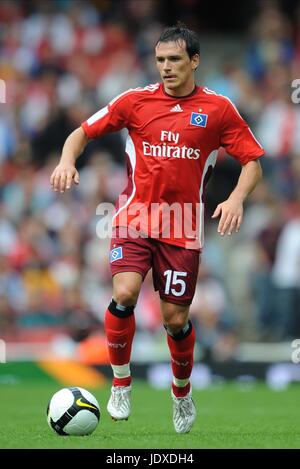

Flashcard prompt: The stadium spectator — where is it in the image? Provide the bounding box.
[271,202,300,339]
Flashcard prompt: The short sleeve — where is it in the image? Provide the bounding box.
[81,91,132,139]
[220,99,265,164]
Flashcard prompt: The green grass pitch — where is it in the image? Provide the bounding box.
[0,364,300,449]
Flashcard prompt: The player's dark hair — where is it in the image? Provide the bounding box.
[156,22,200,59]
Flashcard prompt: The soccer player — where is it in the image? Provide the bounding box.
[50,24,264,433]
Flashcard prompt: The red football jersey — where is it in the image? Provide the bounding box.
[81,83,264,250]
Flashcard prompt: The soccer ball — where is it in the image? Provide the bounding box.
[47,386,100,436]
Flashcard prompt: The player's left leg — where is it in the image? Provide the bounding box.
[153,242,200,433]
[161,300,197,434]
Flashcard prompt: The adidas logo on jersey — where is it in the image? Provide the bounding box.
[170,104,183,112]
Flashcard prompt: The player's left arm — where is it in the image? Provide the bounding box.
[212,159,262,236]
[215,98,265,236]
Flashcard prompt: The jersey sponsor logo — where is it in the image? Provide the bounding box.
[110,246,123,262]
[190,112,208,127]
[143,141,200,159]
[143,128,200,159]
[170,104,183,112]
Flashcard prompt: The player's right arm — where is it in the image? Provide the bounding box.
[50,90,134,193]
[50,127,89,192]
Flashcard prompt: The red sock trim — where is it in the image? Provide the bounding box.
[113,376,132,387]
[172,382,191,398]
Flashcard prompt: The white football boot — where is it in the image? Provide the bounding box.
[107,385,131,421]
[172,389,196,433]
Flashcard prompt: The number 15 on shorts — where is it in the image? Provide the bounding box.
[164,270,187,297]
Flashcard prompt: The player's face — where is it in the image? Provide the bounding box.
[155,40,199,96]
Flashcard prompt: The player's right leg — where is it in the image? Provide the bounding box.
[105,272,142,421]
[105,228,152,421]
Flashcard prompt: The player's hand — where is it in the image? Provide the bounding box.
[50,163,79,193]
[211,197,243,236]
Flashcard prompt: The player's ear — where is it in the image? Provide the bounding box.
[191,54,200,71]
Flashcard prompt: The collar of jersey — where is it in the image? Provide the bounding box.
[161,84,201,99]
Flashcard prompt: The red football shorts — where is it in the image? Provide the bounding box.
[109,228,200,306]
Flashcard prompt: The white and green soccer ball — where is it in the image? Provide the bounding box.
[47,387,100,436]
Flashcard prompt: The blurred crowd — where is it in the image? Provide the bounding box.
[0,0,300,361]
